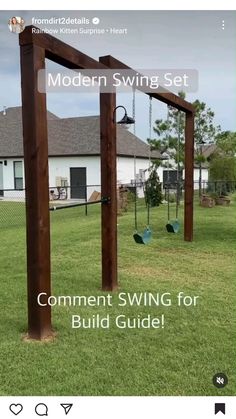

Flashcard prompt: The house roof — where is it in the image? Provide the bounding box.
[0,107,161,159]
[201,144,218,158]
[0,106,59,123]
[194,144,218,169]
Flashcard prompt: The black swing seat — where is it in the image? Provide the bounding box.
[133,228,152,244]
[166,220,180,234]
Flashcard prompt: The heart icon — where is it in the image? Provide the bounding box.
[9,404,23,416]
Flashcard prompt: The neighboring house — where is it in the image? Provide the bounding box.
[192,144,218,189]
[0,107,162,200]
[160,146,212,191]
[192,165,209,190]
[156,144,216,190]
[200,144,218,161]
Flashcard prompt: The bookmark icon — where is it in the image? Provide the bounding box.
[215,403,226,415]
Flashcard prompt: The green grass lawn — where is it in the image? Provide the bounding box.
[0,197,235,396]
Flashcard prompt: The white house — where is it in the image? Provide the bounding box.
[192,144,217,190]
[0,107,162,200]
[0,107,213,201]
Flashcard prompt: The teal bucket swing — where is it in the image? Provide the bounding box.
[133,189,152,244]
[165,186,180,234]
[133,229,152,244]
[166,220,180,234]
[165,107,181,234]
[132,93,152,245]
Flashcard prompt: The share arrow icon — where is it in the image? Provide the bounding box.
[60,404,73,415]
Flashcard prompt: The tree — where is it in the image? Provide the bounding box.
[149,92,185,169]
[215,131,236,157]
[209,156,236,195]
[144,167,163,207]
[149,92,221,195]
[193,99,221,195]
[193,99,220,145]
[208,131,236,195]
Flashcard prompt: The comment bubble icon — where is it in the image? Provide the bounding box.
[35,403,48,416]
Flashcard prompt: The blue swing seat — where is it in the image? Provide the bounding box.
[133,228,152,244]
[166,220,180,234]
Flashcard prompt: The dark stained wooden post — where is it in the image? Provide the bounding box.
[20,41,52,339]
[99,91,118,291]
[184,111,195,242]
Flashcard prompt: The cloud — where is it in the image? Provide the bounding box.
[0,10,235,137]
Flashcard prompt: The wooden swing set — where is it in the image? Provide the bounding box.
[19,26,195,340]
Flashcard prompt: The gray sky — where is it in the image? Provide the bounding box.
[0,10,235,140]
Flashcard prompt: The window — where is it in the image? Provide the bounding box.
[13,161,23,189]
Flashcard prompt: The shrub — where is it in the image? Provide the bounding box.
[209,156,236,196]
[144,168,163,207]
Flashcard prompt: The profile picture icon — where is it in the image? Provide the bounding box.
[8,16,25,34]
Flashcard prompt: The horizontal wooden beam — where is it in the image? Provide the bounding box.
[99,55,194,114]
[19,26,107,70]
[19,27,194,114]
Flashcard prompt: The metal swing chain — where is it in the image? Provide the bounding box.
[176,111,181,220]
[147,96,153,227]
[133,88,136,137]
[166,106,171,222]
[149,96,152,149]
[133,88,138,231]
